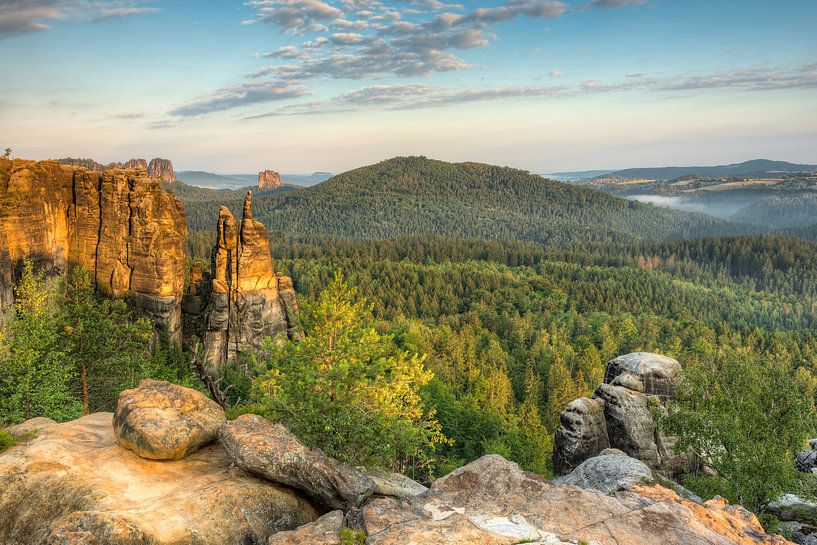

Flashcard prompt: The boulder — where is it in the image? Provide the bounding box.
[555,448,653,494]
[113,379,226,460]
[268,511,344,545]
[0,412,318,545]
[5,417,56,438]
[361,467,428,499]
[553,397,609,475]
[768,495,817,526]
[604,352,682,399]
[357,454,792,545]
[796,439,817,473]
[553,352,692,476]
[220,414,376,510]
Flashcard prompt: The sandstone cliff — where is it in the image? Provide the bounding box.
[258,169,282,190]
[0,158,186,340]
[185,191,301,366]
[147,158,176,183]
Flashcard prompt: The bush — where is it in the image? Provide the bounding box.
[0,430,15,453]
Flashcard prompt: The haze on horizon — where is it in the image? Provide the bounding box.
[0,0,815,174]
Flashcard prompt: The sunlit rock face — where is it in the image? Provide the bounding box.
[185,191,302,367]
[0,158,186,340]
[147,158,176,183]
[258,169,282,190]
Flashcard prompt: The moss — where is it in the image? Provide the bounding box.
[339,528,366,545]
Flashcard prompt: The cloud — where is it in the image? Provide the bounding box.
[261,45,305,58]
[0,0,159,37]
[246,0,342,33]
[330,31,364,43]
[457,0,567,24]
[590,0,646,8]
[658,64,817,92]
[169,81,310,117]
[549,70,566,77]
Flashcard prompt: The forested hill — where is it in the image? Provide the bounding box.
[180,156,757,244]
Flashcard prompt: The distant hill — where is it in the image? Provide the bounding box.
[178,171,332,189]
[180,156,758,244]
[546,169,614,181]
[603,159,816,181]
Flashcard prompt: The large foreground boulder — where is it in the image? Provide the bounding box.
[0,413,318,545]
[554,351,694,476]
[355,455,793,545]
[113,379,226,460]
[220,414,376,510]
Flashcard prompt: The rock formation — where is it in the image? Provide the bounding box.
[113,379,226,460]
[553,352,694,476]
[1,405,794,545]
[122,158,148,170]
[0,413,317,545]
[147,158,176,183]
[0,158,186,340]
[185,191,301,366]
[220,414,376,510]
[554,448,653,494]
[258,169,283,190]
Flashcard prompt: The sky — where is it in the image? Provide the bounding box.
[0,0,815,174]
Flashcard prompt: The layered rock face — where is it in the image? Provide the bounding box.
[258,169,283,190]
[185,191,301,366]
[122,158,148,170]
[147,158,176,183]
[554,352,693,476]
[0,158,186,339]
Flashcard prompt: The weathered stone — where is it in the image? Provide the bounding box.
[361,467,428,499]
[0,412,318,545]
[5,417,56,438]
[147,158,176,183]
[796,440,817,473]
[604,352,682,399]
[769,495,817,527]
[186,191,301,366]
[553,397,609,475]
[555,449,653,494]
[220,414,376,510]
[0,159,186,341]
[113,379,226,460]
[554,352,693,476]
[258,170,283,190]
[268,511,343,545]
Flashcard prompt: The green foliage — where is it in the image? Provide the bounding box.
[0,261,82,424]
[659,349,816,513]
[180,157,752,244]
[252,273,447,477]
[338,528,366,545]
[0,262,198,425]
[0,429,14,453]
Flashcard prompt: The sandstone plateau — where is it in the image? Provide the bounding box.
[0,158,186,339]
[185,191,302,366]
[258,169,283,190]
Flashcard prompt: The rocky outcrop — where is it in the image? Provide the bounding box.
[553,352,693,476]
[0,159,186,340]
[220,414,376,510]
[113,379,226,460]
[0,413,318,545]
[267,511,344,545]
[258,169,283,190]
[357,454,792,545]
[122,158,148,170]
[554,448,653,494]
[147,158,176,183]
[185,191,301,366]
[796,439,817,473]
[361,467,428,499]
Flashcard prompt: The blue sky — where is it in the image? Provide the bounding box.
[0,0,815,173]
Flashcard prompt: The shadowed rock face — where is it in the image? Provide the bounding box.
[185,191,302,366]
[258,170,282,190]
[0,158,186,340]
[553,352,694,476]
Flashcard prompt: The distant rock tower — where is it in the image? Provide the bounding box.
[148,158,176,183]
[258,169,282,190]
